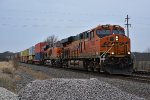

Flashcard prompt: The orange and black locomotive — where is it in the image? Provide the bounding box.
[19,24,134,75]
[44,24,133,75]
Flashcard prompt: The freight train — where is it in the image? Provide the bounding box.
[16,24,134,75]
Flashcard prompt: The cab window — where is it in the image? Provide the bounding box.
[96,30,111,38]
[112,29,125,35]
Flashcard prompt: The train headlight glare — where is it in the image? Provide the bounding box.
[111,52,114,55]
[116,36,119,41]
[128,51,130,54]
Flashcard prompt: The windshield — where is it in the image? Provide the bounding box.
[112,29,125,35]
[96,30,111,38]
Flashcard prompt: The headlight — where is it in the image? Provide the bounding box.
[111,52,114,55]
[116,36,119,41]
[128,51,130,54]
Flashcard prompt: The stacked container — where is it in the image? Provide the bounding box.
[28,46,35,63]
[20,51,23,62]
[34,42,47,63]
[21,49,29,62]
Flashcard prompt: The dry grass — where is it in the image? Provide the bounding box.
[0,74,16,92]
[19,66,51,80]
[0,61,14,70]
[32,71,51,80]
[0,61,18,92]
[12,59,19,70]
[14,75,21,81]
[0,61,51,92]
[0,61,18,74]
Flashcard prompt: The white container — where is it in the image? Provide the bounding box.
[29,46,35,55]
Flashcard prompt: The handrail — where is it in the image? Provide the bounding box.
[99,44,114,65]
[100,44,114,58]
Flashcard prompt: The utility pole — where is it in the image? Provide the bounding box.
[125,15,131,37]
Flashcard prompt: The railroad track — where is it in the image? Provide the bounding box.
[20,63,150,83]
[63,67,150,83]
[128,73,150,83]
[63,69,150,83]
[100,72,150,83]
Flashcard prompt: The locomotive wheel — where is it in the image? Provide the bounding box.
[93,63,100,72]
[87,62,94,72]
[63,64,67,68]
[83,61,88,71]
[62,61,68,68]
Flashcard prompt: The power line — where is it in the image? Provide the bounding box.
[125,15,131,37]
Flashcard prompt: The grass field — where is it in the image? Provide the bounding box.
[0,61,51,93]
[0,61,18,92]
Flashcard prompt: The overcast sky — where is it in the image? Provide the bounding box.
[0,0,149,53]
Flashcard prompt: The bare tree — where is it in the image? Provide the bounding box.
[45,35,58,47]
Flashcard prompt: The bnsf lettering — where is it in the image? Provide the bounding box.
[102,42,128,47]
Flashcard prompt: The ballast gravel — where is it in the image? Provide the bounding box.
[0,87,18,100]
[15,70,34,93]
[18,78,144,100]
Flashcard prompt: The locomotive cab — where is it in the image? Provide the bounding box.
[95,25,133,75]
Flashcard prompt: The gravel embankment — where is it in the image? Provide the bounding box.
[15,70,34,93]
[18,78,144,100]
[0,87,18,100]
[19,63,150,99]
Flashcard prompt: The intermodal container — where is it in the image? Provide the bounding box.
[25,49,29,56]
[22,56,28,63]
[22,49,29,57]
[35,42,47,53]
[20,51,23,57]
[29,55,35,60]
[29,46,35,55]
[35,52,44,61]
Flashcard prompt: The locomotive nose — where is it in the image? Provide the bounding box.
[109,35,119,42]
[108,34,127,56]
